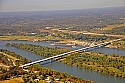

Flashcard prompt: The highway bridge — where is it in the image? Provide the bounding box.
[20,38,124,67]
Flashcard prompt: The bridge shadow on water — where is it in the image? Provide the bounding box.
[87,46,104,52]
[39,47,104,65]
[40,60,58,65]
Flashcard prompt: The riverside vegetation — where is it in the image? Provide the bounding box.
[0,49,30,67]
[0,49,94,83]
[0,49,30,81]
[6,43,125,78]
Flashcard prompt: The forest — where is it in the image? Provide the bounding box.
[6,43,68,58]
[61,52,125,78]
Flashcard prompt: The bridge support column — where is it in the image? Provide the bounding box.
[50,59,52,63]
[38,62,41,65]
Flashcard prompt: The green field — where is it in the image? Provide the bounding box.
[0,36,61,41]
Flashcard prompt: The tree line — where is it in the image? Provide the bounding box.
[7,43,125,78]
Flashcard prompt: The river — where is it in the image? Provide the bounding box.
[0,40,125,83]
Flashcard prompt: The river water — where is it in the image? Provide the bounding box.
[0,40,125,83]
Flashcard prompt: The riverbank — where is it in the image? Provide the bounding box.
[1,35,124,50]
[0,49,93,83]
[60,52,125,78]
[7,43,125,78]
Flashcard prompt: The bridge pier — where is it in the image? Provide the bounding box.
[50,59,52,63]
[38,62,41,65]
[83,50,86,52]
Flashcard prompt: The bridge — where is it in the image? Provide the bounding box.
[20,38,124,67]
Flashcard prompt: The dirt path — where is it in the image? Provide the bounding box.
[0,64,10,68]
[0,52,18,67]
[0,52,18,61]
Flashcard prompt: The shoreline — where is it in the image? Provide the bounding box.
[0,35,124,50]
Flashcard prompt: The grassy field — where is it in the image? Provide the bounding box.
[0,36,61,41]
[0,78,24,83]
[0,36,44,41]
[103,24,125,31]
